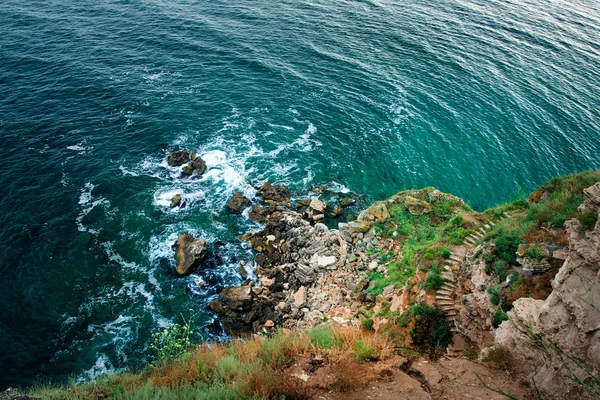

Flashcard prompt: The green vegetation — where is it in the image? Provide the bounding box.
[353,339,380,362]
[309,325,341,349]
[494,233,521,265]
[150,316,195,365]
[410,302,453,357]
[421,266,446,292]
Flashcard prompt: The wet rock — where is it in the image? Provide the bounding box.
[340,199,355,207]
[220,283,254,310]
[238,263,248,280]
[257,182,291,203]
[248,204,270,223]
[309,197,327,213]
[227,191,252,213]
[174,233,208,276]
[209,300,229,315]
[182,155,207,176]
[170,194,182,208]
[404,196,432,216]
[330,205,343,218]
[168,150,191,166]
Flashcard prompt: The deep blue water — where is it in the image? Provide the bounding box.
[1,0,599,389]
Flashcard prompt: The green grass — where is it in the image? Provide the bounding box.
[309,326,341,349]
[421,266,446,292]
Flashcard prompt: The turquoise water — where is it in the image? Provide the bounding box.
[1,0,599,389]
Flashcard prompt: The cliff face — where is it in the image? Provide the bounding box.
[495,183,600,397]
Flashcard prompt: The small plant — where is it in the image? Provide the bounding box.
[495,232,521,265]
[492,308,508,328]
[422,267,446,292]
[361,318,375,332]
[578,210,597,233]
[488,285,501,306]
[309,326,340,349]
[410,303,453,357]
[150,315,194,364]
[440,248,451,259]
[482,252,494,263]
[353,339,380,362]
[524,244,545,260]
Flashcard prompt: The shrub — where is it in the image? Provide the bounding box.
[353,339,380,362]
[451,215,464,226]
[492,309,508,328]
[482,252,494,263]
[524,244,544,260]
[440,248,451,259]
[361,318,375,332]
[494,232,521,265]
[422,267,446,292]
[487,285,501,306]
[578,210,598,233]
[410,303,453,356]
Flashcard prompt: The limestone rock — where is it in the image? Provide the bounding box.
[347,220,371,233]
[294,286,308,308]
[516,244,552,276]
[317,255,337,268]
[174,233,208,276]
[495,183,600,397]
[358,202,390,222]
[227,191,252,213]
[404,196,432,216]
[330,205,343,218]
[309,197,327,213]
[168,150,191,166]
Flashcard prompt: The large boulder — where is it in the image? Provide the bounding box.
[227,191,252,214]
[168,151,191,166]
[174,233,208,276]
[220,283,254,310]
[257,182,291,203]
[182,155,207,176]
[358,202,390,222]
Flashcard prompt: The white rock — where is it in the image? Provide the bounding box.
[317,255,337,268]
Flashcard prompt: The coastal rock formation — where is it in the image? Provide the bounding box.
[257,182,291,203]
[226,191,252,213]
[182,155,207,176]
[168,150,191,166]
[170,194,182,208]
[495,183,600,398]
[174,233,208,275]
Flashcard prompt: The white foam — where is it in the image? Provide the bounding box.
[78,353,118,383]
[67,142,94,152]
[76,183,110,234]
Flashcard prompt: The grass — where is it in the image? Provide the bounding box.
[29,326,396,400]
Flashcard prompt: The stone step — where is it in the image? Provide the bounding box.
[441,280,455,287]
[503,212,510,218]
[443,265,451,271]
[438,301,454,307]
[444,259,454,265]
[437,296,452,302]
[484,223,491,229]
[437,289,453,296]
[489,221,495,226]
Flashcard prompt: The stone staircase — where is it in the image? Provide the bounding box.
[437,212,511,346]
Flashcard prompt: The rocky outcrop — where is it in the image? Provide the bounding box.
[257,182,291,204]
[404,196,432,216]
[495,183,600,398]
[226,191,252,214]
[168,150,191,166]
[174,233,208,276]
[182,155,207,176]
[170,194,182,209]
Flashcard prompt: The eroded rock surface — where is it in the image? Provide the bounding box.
[495,183,600,398]
[174,233,208,276]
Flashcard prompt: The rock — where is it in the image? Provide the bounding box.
[340,199,355,208]
[404,196,432,216]
[264,320,275,328]
[390,294,402,312]
[220,283,253,310]
[309,197,327,213]
[168,150,191,166]
[294,286,308,308]
[238,263,248,280]
[257,182,291,203]
[317,255,337,268]
[174,233,208,276]
[182,155,207,176]
[227,191,252,213]
[347,220,371,233]
[170,194,182,208]
[495,183,600,397]
[358,202,390,222]
[248,204,270,223]
[330,205,343,218]
[516,244,552,276]
[295,264,317,284]
[209,300,229,315]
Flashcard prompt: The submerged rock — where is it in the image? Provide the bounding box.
[174,233,208,276]
[227,191,252,214]
[168,150,191,166]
